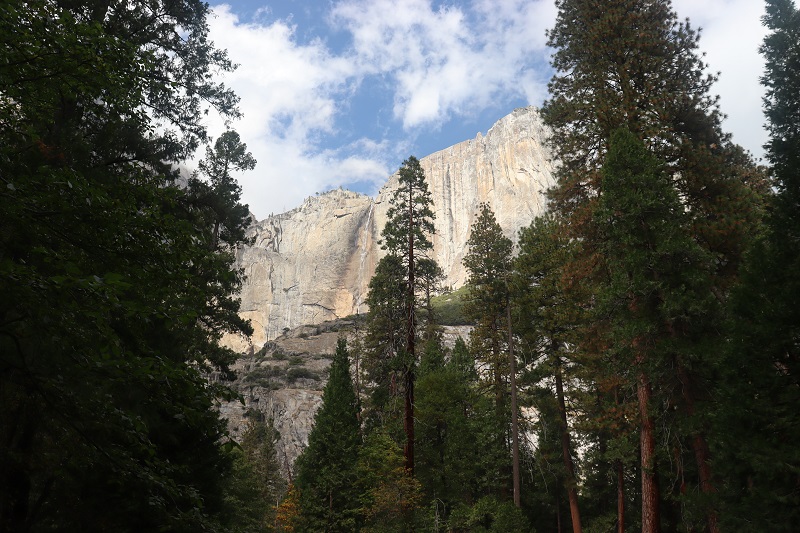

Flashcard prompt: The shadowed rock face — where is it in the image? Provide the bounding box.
[227,106,555,350]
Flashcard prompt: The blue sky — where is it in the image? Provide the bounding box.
[203,0,768,220]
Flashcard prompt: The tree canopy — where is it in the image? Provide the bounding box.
[0,0,254,530]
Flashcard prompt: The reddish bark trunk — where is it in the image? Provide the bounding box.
[638,371,661,533]
[675,361,718,533]
[555,355,582,532]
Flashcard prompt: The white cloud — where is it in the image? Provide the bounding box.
[673,0,768,158]
[330,0,554,129]
[204,1,768,219]
[204,5,393,219]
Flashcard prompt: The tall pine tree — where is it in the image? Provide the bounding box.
[515,213,584,532]
[378,156,437,475]
[462,204,520,505]
[0,1,250,529]
[542,1,763,529]
[596,128,718,532]
[295,339,362,532]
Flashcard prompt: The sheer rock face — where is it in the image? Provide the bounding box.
[229,106,555,350]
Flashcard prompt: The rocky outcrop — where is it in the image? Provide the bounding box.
[228,106,555,350]
[221,320,471,477]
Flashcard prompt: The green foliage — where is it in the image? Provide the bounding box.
[356,431,422,533]
[542,0,765,528]
[244,365,285,387]
[295,339,362,532]
[221,418,286,532]
[430,286,471,326]
[596,128,717,359]
[0,0,250,529]
[514,212,590,531]
[448,496,532,532]
[544,0,762,285]
[362,254,409,420]
[286,367,319,383]
[712,1,800,529]
[381,156,436,260]
[463,204,514,399]
[595,128,722,529]
[415,341,510,514]
[461,204,515,495]
[188,131,256,251]
[362,155,440,476]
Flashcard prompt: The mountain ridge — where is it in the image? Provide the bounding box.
[225,105,556,351]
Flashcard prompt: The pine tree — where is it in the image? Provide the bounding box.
[378,155,437,475]
[362,255,408,428]
[462,203,520,504]
[0,0,248,529]
[714,1,800,529]
[190,130,256,251]
[222,417,286,532]
[543,1,764,529]
[596,128,719,532]
[515,213,583,532]
[544,0,762,284]
[295,339,362,532]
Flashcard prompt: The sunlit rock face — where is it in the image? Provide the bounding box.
[228,106,556,350]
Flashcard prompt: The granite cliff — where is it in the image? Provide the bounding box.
[226,106,556,351]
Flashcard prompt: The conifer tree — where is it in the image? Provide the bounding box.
[596,128,718,532]
[295,339,362,532]
[515,213,583,532]
[462,204,519,504]
[543,1,763,529]
[362,255,409,425]
[716,1,800,529]
[379,156,437,475]
[0,0,250,529]
[222,417,286,532]
[190,130,256,251]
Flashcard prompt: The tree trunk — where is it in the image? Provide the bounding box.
[638,370,661,533]
[617,460,625,533]
[554,354,582,533]
[211,220,220,251]
[404,367,415,475]
[404,178,415,475]
[508,301,520,507]
[675,361,718,533]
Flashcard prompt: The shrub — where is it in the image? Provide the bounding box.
[286,368,318,383]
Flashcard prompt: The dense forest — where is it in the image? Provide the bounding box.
[1,0,799,532]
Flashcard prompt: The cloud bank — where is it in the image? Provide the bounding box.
[206,1,767,220]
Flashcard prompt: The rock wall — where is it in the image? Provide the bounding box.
[229,106,555,350]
